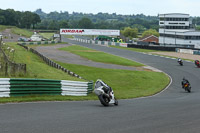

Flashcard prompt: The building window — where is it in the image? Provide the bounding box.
[160,18,164,21]
[162,17,189,21]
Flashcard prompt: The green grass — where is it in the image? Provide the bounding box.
[0,94,98,103]
[59,45,143,67]
[110,45,160,53]
[0,61,170,103]
[0,42,83,81]
[39,33,54,39]
[0,25,33,37]
[11,27,33,37]
[55,61,170,99]
[0,25,14,32]
[63,35,74,38]
[0,42,170,103]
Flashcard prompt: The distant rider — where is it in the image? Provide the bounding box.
[178,58,182,62]
[181,77,190,88]
[195,60,200,67]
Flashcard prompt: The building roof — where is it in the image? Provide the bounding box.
[159,13,189,18]
[139,35,158,41]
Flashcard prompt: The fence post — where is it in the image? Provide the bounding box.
[5,62,8,76]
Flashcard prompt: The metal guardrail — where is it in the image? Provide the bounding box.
[0,78,93,97]
[18,41,61,45]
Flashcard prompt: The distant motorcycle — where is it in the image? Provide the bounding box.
[94,79,118,106]
[182,78,191,93]
[195,60,200,67]
[177,58,183,66]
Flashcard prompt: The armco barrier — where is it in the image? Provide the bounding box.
[18,41,61,45]
[0,78,93,97]
[128,44,176,51]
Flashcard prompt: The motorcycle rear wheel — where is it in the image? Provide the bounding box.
[98,94,109,106]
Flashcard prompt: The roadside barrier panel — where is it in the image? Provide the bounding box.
[18,41,61,45]
[0,78,93,97]
[75,38,128,48]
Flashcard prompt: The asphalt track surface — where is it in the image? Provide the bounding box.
[1,38,200,133]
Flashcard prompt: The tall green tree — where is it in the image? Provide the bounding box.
[142,29,159,37]
[32,13,41,29]
[121,27,138,38]
[59,20,69,28]
[78,17,94,29]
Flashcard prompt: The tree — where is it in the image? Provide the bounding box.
[47,20,59,30]
[21,11,33,28]
[78,17,94,29]
[121,27,138,38]
[142,29,159,37]
[0,15,6,25]
[32,13,41,29]
[59,20,69,28]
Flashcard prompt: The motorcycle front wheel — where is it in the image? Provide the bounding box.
[98,94,109,106]
[186,86,191,93]
[114,98,118,106]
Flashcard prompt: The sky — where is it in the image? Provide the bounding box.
[0,0,200,16]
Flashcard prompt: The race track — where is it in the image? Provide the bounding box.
[0,38,200,133]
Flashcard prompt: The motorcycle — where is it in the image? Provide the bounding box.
[94,79,118,106]
[195,60,200,67]
[177,60,183,66]
[183,82,191,93]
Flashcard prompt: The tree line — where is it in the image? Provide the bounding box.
[34,9,159,32]
[0,9,41,29]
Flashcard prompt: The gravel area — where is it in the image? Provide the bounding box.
[1,29,21,42]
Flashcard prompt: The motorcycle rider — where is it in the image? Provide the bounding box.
[95,79,113,97]
[178,58,182,62]
[181,77,190,88]
[177,58,183,65]
[195,60,200,67]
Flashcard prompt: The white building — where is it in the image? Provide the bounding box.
[159,13,200,48]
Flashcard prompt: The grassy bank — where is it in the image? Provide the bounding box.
[59,45,143,67]
[0,43,170,103]
[0,42,83,81]
[0,62,169,103]
[55,61,170,99]
[0,25,14,31]
[0,25,33,37]
[39,33,54,39]
[11,27,33,37]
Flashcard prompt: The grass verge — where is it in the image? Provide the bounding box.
[55,61,170,99]
[39,33,54,39]
[0,43,170,103]
[0,62,169,103]
[11,27,33,37]
[59,45,143,67]
[0,42,83,81]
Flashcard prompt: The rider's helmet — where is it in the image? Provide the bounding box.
[178,58,182,61]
